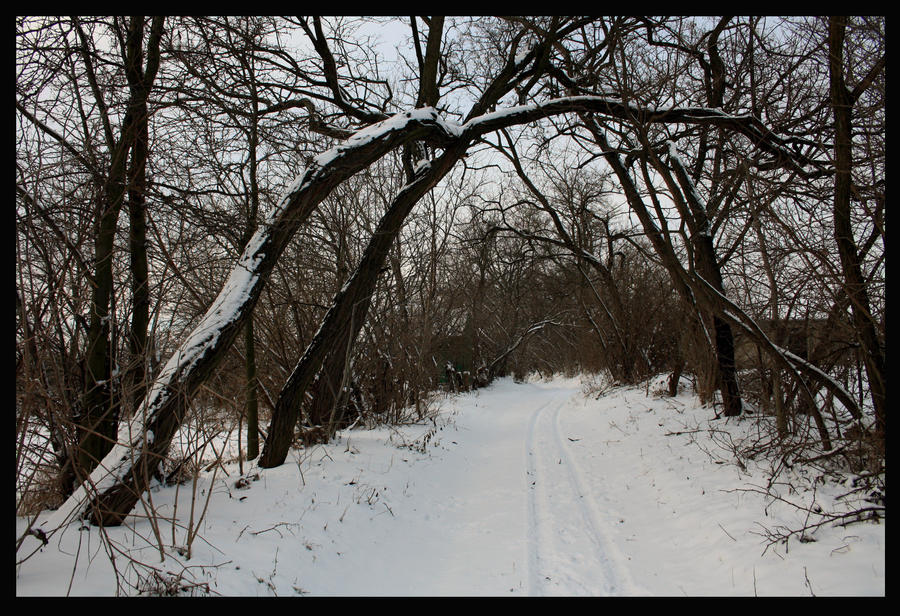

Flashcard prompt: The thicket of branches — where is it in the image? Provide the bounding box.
[16,17,884,534]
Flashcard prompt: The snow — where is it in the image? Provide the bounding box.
[666,140,711,236]
[16,376,884,596]
[345,107,461,144]
[38,241,268,531]
[41,104,472,529]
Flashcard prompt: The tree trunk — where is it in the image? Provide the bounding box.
[125,66,152,415]
[244,318,259,459]
[259,145,467,468]
[692,234,742,417]
[51,111,462,526]
[75,16,164,487]
[243,44,262,461]
[828,17,886,444]
[751,212,787,437]
[78,182,123,477]
[304,311,357,437]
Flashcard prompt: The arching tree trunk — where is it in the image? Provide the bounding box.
[49,110,463,526]
[43,90,826,527]
[259,144,468,468]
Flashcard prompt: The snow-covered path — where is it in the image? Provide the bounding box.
[303,381,622,595]
[17,376,885,596]
[524,385,640,595]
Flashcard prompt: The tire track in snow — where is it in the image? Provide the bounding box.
[524,391,560,595]
[524,387,633,595]
[546,397,641,594]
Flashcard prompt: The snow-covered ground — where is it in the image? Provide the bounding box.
[16,375,885,596]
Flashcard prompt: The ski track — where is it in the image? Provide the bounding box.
[524,386,636,596]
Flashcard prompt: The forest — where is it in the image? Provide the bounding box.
[16,16,884,595]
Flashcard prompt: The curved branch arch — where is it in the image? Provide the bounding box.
[45,96,815,528]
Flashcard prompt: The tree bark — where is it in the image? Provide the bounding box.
[77,16,164,482]
[828,17,886,444]
[244,318,260,459]
[752,213,787,437]
[259,144,468,468]
[242,48,262,461]
[48,92,828,525]
[663,141,742,417]
[691,234,742,417]
[124,18,158,414]
[53,111,461,525]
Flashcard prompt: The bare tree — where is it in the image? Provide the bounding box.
[16,17,165,493]
[18,17,881,534]
[827,16,885,445]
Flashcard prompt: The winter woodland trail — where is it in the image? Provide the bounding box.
[324,379,644,596]
[524,386,639,595]
[17,376,884,596]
